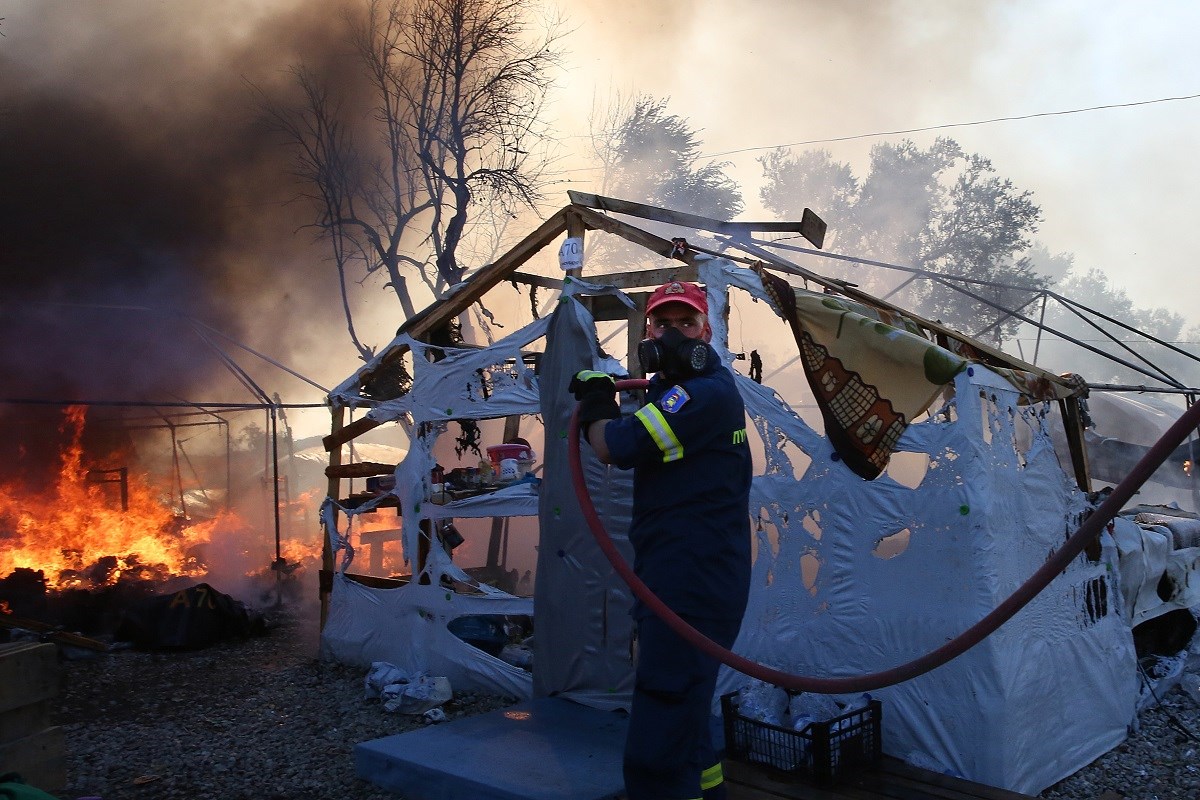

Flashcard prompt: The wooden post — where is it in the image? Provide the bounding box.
[1059,396,1092,494]
[416,519,432,584]
[320,406,344,631]
[485,415,523,569]
[627,292,649,379]
[565,210,586,280]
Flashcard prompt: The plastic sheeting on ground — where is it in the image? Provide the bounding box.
[320,571,533,699]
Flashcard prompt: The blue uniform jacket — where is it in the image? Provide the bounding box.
[603,360,753,623]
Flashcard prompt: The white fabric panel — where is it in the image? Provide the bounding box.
[703,262,1137,795]
[1113,515,1200,625]
[321,260,1148,795]
[322,315,549,698]
[319,572,533,699]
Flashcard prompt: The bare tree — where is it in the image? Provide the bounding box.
[266,0,563,359]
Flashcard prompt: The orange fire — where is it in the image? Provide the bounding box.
[0,406,220,589]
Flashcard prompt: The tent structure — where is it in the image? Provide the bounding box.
[318,193,1200,794]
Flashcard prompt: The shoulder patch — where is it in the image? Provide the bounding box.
[659,385,690,414]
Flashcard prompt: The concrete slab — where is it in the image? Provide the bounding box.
[355,696,628,800]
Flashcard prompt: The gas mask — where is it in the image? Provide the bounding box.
[637,326,712,378]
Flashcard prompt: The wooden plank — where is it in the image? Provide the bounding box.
[874,759,1039,800]
[0,643,58,715]
[589,264,701,290]
[568,191,827,248]
[565,209,585,281]
[324,461,397,479]
[627,293,649,379]
[723,756,1039,800]
[323,413,383,453]
[0,617,109,653]
[579,294,637,323]
[0,725,66,795]
[853,770,987,800]
[319,570,409,593]
[509,270,564,290]
[358,528,404,546]
[725,759,884,800]
[571,205,697,267]
[400,207,570,340]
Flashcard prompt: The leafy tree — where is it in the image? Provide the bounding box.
[759,148,859,247]
[759,138,1048,344]
[1043,265,1196,386]
[598,95,742,220]
[265,0,563,359]
[587,94,742,267]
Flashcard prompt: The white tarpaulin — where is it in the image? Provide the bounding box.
[702,261,1138,794]
[322,256,1145,794]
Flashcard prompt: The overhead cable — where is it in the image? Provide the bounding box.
[703,92,1200,158]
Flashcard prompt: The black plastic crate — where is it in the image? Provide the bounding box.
[720,691,882,785]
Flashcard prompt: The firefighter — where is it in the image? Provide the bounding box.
[570,280,753,800]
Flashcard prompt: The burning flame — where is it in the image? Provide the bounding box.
[0,406,222,589]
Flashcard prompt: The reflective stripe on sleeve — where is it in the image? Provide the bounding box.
[635,404,684,462]
[700,762,724,790]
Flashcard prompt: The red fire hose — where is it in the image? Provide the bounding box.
[570,378,1200,693]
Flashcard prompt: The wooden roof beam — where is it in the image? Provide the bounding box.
[568,190,826,249]
[399,206,572,339]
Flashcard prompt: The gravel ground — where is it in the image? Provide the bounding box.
[50,603,517,800]
[40,603,1200,800]
[1038,667,1200,800]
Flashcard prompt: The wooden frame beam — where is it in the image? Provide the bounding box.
[568,190,826,249]
[400,206,571,340]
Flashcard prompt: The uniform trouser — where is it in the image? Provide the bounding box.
[623,613,742,800]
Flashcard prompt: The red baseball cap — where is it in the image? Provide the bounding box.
[646,281,707,316]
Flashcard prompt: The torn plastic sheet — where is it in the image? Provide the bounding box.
[321,258,1146,794]
[321,315,545,699]
[710,355,1136,794]
[1112,515,1200,626]
[697,255,1140,795]
[382,676,453,715]
[327,314,551,419]
[321,571,533,699]
[364,662,454,714]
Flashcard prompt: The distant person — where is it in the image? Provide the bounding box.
[516,569,532,596]
[570,280,752,800]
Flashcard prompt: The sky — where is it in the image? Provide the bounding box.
[557,0,1199,315]
[1,0,1198,438]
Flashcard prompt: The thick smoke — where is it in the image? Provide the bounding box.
[0,0,372,481]
[0,0,370,402]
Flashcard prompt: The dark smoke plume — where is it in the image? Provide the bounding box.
[0,0,367,481]
[0,1,368,399]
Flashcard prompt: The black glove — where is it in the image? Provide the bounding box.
[568,370,619,440]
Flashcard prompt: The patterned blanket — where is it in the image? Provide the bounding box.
[757,268,1076,480]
